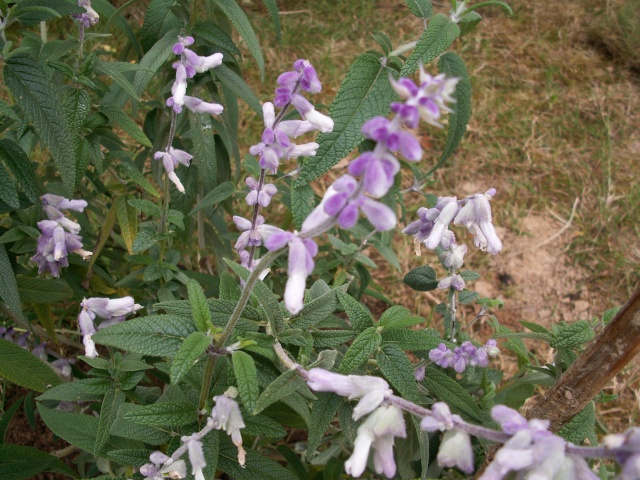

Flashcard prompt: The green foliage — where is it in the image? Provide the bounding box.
[0,339,61,392]
[403,265,438,291]
[401,13,460,76]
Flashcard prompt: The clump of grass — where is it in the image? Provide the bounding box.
[587,0,640,73]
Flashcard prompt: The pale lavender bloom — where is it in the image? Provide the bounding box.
[245,177,277,207]
[321,175,397,231]
[274,59,322,107]
[390,66,458,128]
[290,94,334,133]
[79,296,142,358]
[168,62,188,113]
[414,365,426,381]
[74,0,99,27]
[438,274,466,291]
[439,429,475,474]
[211,393,246,466]
[239,250,269,281]
[31,219,87,277]
[480,405,567,480]
[429,343,455,369]
[454,189,502,254]
[424,197,458,249]
[249,102,319,173]
[440,242,467,270]
[182,49,224,74]
[604,428,640,480]
[307,368,392,420]
[421,402,457,432]
[233,215,281,252]
[172,36,194,55]
[345,404,406,478]
[265,232,318,314]
[361,116,422,161]
[154,147,192,193]
[183,96,223,116]
[50,358,73,381]
[181,434,206,480]
[42,194,88,214]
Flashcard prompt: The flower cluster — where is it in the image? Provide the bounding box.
[78,296,142,358]
[427,340,500,374]
[140,390,245,480]
[403,188,503,255]
[267,66,458,315]
[604,428,640,479]
[31,194,91,277]
[481,405,598,480]
[73,0,99,28]
[154,36,224,193]
[307,369,403,478]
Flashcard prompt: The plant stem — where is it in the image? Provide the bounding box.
[388,41,417,57]
[158,110,178,264]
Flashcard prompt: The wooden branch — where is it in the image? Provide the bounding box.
[527,287,640,430]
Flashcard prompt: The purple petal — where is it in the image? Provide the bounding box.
[360,197,396,231]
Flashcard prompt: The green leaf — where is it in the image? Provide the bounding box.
[431,51,472,173]
[214,0,265,79]
[215,64,263,115]
[519,321,551,335]
[602,306,620,324]
[95,388,126,454]
[558,402,597,445]
[0,245,23,320]
[243,413,287,438]
[0,339,61,392]
[312,330,355,348]
[140,0,181,52]
[551,320,595,349]
[381,329,443,352]
[188,111,218,193]
[401,14,460,76]
[0,139,39,203]
[290,287,339,329]
[87,199,119,274]
[96,60,144,101]
[16,276,73,303]
[107,449,154,467]
[377,344,423,403]
[459,10,482,36]
[123,401,198,427]
[0,162,19,209]
[218,436,299,480]
[115,195,139,255]
[306,392,342,458]
[378,306,424,329]
[339,327,382,373]
[192,21,241,56]
[36,378,112,402]
[0,444,77,480]
[170,332,210,385]
[403,265,438,291]
[92,314,196,357]
[187,279,214,333]
[291,182,315,231]
[100,105,152,148]
[189,181,235,215]
[261,0,282,40]
[13,0,84,26]
[459,289,479,304]
[422,366,488,423]
[404,0,433,18]
[117,160,160,197]
[232,351,260,414]
[132,227,160,253]
[132,28,179,99]
[109,403,170,445]
[297,53,397,183]
[4,54,77,196]
[254,369,306,415]
[0,397,24,442]
[37,405,99,454]
[128,199,162,217]
[336,289,373,332]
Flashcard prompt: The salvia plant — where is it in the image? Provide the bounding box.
[0,0,637,479]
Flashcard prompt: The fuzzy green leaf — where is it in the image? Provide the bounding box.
[123,401,198,427]
[422,366,488,423]
[115,195,138,255]
[0,139,39,203]
[4,54,77,196]
[254,369,306,415]
[558,402,597,445]
[232,351,260,414]
[0,339,61,392]
[290,287,339,329]
[339,327,382,373]
[377,344,422,403]
[109,403,170,445]
[192,21,241,56]
[95,388,126,454]
[188,111,218,193]
[214,0,265,79]
[189,181,235,215]
[92,315,196,357]
[0,162,19,209]
[378,306,424,329]
[16,277,73,304]
[100,105,152,148]
[336,289,374,332]
[306,392,342,458]
[401,14,460,76]
[170,332,210,385]
[403,265,438,291]
[36,378,112,402]
[0,245,23,320]
[132,29,179,99]
[404,0,433,18]
[218,436,299,480]
[430,52,472,172]
[117,160,160,197]
[215,64,263,115]
[297,53,397,183]
[291,182,315,231]
[0,444,77,480]
[187,279,214,333]
[551,320,595,350]
[139,0,181,52]
[381,329,442,352]
[37,406,99,455]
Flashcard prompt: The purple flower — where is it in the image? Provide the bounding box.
[361,116,422,161]
[290,94,334,133]
[210,393,246,466]
[275,59,322,107]
[245,177,277,207]
[249,102,319,173]
[390,66,459,128]
[74,0,99,27]
[183,96,223,116]
[172,35,194,55]
[348,151,399,199]
[438,274,466,291]
[181,434,206,480]
[233,215,281,252]
[154,147,192,193]
[345,404,406,478]
[440,242,467,270]
[423,196,458,249]
[265,232,318,314]
[454,189,502,254]
[307,368,392,420]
